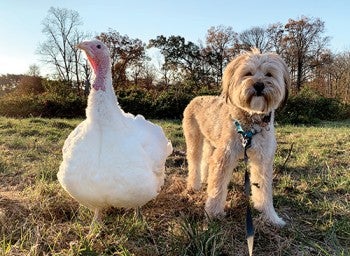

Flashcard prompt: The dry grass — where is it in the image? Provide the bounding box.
[0,117,349,255]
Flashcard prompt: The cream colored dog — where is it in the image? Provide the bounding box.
[183,49,290,226]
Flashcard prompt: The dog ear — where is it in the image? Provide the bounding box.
[279,57,291,109]
[221,54,246,104]
[279,85,289,109]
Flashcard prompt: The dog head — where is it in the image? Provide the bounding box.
[221,48,290,114]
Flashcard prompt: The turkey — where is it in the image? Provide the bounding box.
[57,39,173,226]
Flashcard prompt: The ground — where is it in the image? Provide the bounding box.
[0,117,349,255]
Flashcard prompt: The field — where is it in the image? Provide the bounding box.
[0,117,349,255]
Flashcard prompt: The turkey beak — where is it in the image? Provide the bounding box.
[76,42,94,59]
[76,42,97,72]
[76,42,88,51]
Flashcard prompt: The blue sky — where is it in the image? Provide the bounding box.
[0,0,349,76]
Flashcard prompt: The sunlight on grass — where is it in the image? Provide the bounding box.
[0,117,349,255]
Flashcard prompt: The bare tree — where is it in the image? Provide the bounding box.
[204,25,238,86]
[328,52,350,102]
[282,16,330,91]
[27,64,41,77]
[128,61,157,87]
[97,29,146,88]
[37,7,89,88]
[266,23,285,55]
[239,26,272,52]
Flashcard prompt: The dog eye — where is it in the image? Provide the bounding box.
[266,72,273,77]
[96,45,101,49]
[244,72,252,77]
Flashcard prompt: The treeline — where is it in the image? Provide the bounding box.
[0,7,349,123]
[0,74,215,119]
[0,74,348,124]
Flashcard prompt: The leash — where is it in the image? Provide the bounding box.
[234,120,256,256]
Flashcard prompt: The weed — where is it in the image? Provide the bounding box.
[178,216,225,256]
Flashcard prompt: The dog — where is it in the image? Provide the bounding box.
[183,48,290,227]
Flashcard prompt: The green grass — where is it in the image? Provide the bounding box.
[0,117,349,255]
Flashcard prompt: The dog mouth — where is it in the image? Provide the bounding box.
[245,88,272,113]
[247,90,268,103]
[253,82,265,96]
[249,96,269,113]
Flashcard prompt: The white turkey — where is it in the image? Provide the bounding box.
[57,39,173,226]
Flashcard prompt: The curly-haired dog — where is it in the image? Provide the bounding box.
[183,49,290,226]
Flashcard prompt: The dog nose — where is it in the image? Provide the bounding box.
[253,82,265,95]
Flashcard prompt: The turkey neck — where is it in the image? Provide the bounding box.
[86,60,125,126]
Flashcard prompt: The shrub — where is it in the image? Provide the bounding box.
[38,92,86,118]
[277,87,350,124]
[116,85,196,119]
[1,79,349,122]
[153,88,194,119]
[0,92,86,118]
[0,93,42,117]
[116,86,155,117]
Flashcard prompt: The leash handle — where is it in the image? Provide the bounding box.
[246,204,254,256]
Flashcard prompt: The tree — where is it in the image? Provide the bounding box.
[239,26,272,52]
[15,76,44,95]
[204,25,238,86]
[327,52,350,102]
[281,16,330,91]
[0,74,23,96]
[27,64,41,77]
[97,29,146,88]
[266,23,285,55]
[128,61,157,88]
[37,7,88,88]
[149,35,204,87]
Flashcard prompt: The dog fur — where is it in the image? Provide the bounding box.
[183,49,290,227]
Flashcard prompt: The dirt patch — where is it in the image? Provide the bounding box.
[0,186,30,234]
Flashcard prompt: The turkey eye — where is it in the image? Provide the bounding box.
[266,72,273,77]
[245,72,252,76]
[96,45,101,49]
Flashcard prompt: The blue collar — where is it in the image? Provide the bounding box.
[234,120,255,150]
[233,111,272,149]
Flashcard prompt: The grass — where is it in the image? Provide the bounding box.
[0,116,349,255]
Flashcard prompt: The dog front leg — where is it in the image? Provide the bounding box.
[186,136,204,191]
[200,139,213,184]
[205,147,235,219]
[249,157,286,227]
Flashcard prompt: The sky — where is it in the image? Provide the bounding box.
[0,0,349,76]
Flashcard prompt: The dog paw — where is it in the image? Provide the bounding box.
[205,210,226,221]
[186,183,201,192]
[186,185,201,194]
[204,205,226,220]
[265,214,286,227]
[274,217,286,227]
[257,206,287,227]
